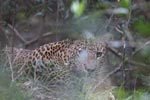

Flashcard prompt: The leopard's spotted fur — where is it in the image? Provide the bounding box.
[5,39,107,83]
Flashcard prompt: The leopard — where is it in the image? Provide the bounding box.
[5,39,107,84]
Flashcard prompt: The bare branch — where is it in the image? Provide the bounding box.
[7,23,28,43]
[132,41,150,56]
[25,32,53,46]
[5,47,14,82]
[92,63,122,92]
[107,46,149,68]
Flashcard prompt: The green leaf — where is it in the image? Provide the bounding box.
[119,0,131,8]
[71,0,86,17]
[116,87,130,100]
[133,89,150,100]
[133,20,150,37]
[16,12,26,21]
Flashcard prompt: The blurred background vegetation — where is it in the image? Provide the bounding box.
[0,0,150,100]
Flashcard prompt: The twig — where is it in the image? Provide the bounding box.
[25,32,53,46]
[92,63,122,92]
[5,48,14,82]
[2,20,54,47]
[132,41,150,56]
[92,43,149,92]
[43,32,53,37]
[131,2,150,11]
[7,23,28,43]
[129,60,149,68]
[104,12,114,30]
[126,1,132,27]
[124,28,134,42]
[25,36,40,46]
[107,46,149,68]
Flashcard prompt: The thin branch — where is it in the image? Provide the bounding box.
[92,63,122,92]
[92,42,149,92]
[5,48,14,82]
[132,41,150,56]
[124,28,134,43]
[25,32,53,46]
[25,36,40,46]
[7,23,28,43]
[104,12,114,30]
[107,46,149,68]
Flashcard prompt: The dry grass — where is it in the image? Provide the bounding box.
[0,48,116,100]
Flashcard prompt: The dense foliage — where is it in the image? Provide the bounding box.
[0,0,150,100]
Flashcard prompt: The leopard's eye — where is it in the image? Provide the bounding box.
[96,52,103,58]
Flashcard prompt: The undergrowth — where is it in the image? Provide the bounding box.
[0,70,33,100]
